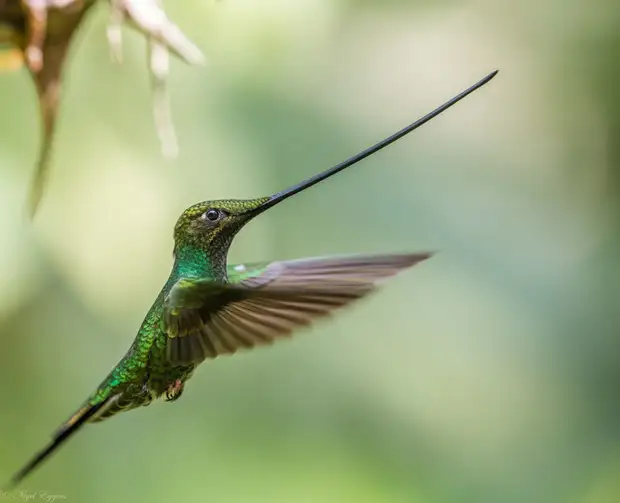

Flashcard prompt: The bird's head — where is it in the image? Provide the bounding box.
[173,197,270,252]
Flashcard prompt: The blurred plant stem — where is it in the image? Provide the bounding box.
[0,0,204,216]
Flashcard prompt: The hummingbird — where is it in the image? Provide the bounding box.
[6,70,498,488]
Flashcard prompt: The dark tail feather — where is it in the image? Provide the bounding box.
[5,399,109,489]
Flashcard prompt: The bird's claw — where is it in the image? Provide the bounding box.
[164,379,184,402]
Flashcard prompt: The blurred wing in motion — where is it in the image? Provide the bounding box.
[164,253,432,365]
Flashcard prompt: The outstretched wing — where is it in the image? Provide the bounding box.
[163,253,432,365]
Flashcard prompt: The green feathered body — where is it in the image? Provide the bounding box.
[85,251,268,422]
[86,292,191,421]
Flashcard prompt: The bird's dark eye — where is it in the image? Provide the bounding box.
[205,209,220,221]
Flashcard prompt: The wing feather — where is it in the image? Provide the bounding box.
[164,253,432,365]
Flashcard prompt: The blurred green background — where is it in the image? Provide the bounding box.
[1,0,620,502]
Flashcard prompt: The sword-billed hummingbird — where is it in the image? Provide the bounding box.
[7,70,498,487]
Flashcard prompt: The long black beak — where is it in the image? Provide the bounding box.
[249,69,498,215]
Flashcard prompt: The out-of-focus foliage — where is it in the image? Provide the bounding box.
[0,0,205,215]
[1,1,619,502]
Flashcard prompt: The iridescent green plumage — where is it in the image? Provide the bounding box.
[6,70,498,488]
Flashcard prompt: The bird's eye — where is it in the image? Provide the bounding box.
[204,209,220,222]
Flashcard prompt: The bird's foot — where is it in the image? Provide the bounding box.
[164,379,184,402]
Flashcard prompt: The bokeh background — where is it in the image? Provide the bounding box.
[1,0,620,502]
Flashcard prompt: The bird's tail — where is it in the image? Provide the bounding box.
[5,398,112,489]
